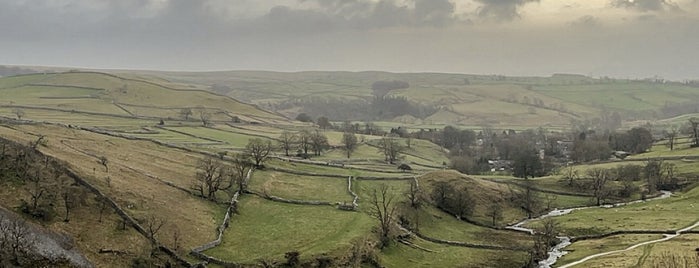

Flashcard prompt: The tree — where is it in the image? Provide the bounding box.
[95,196,110,223]
[405,180,422,209]
[99,156,109,173]
[199,109,211,126]
[26,168,51,213]
[230,154,254,193]
[316,116,332,130]
[644,159,663,193]
[310,130,329,156]
[278,131,297,157]
[486,203,503,226]
[431,181,451,209]
[145,215,165,241]
[450,187,474,220]
[563,165,579,186]
[690,118,699,147]
[369,184,397,248]
[193,157,225,200]
[0,216,32,265]
[295,113,313,123]
[664,127,679,151]
[59,176,85,222]
[298,130,312,157]
[12,108,25,120]
[512,148,543,179]
[587,168,610,206]
[521,178,540,219]
[531,218,559,264]
[342,132,358,158]
[245,138,273,167]
[378,136,404,164]
[179,108,192,120]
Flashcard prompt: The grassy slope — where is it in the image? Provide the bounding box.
[204,195,374,263]
[0,72,289,125]
[0,124,222,251]
[146,70,699,129]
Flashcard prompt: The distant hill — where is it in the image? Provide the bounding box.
[142,70,699,129]
[0,71,289,125]
[3,66,699,129]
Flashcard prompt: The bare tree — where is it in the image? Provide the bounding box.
[199,109,211,126]
[342,132,358,158]
[531,218,559,264]
[450,187,474,220]
[230,154,254,193]
[245,138,273,167]
[431,181,450,209]
[587,168,610,206]
[690,118,699,148]
[99,156,109,173]
[310,130,329,156]
[12,108,25,120]
[193,157,225,200]
[0,216,32,265]
[564,165,579,186]
[26,168,51,212]
[298,130,312,157]
[179,108,192,120]
[664,127,678,151]
[171,226,181,253]
[95,196,110,223]
[59,176,86,222]
[521,178,540,219]
[486,203,503,226]
[145,215,165,241]
[278,131,297,157]
[405,179,422,209]
[369,184,397,248]
[378,135,404,164]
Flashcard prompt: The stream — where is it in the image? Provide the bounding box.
[505,191,673,268]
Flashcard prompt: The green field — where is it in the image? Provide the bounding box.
[248,170,350,202]
[204,195,374,263]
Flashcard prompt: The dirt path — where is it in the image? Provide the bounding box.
[558,220,699,268]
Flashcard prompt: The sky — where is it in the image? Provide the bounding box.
[1,0,698,80]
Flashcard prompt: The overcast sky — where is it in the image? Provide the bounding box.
[1,0,698,80]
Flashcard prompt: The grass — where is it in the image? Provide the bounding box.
[568,234,699,267]
[248,170,351,202]
[162,126,270,148]
[410,205,532,249]
[380,239,529,267]
[0,124,223,249]
[265,159,408,178]
[556,234,665,266]
[524,185,699,237]
[204,195,374,263]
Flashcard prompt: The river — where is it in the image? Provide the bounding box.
[505,191,673,268]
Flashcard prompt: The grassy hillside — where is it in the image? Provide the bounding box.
[3,68,699,267]
[0,71,290,126]
[142,70,699,129]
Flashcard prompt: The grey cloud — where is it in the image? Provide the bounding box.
[611,0,679,12]
[474,0,539,21]
[299,0,457,28]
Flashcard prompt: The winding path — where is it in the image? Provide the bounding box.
[558,220,699,268]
